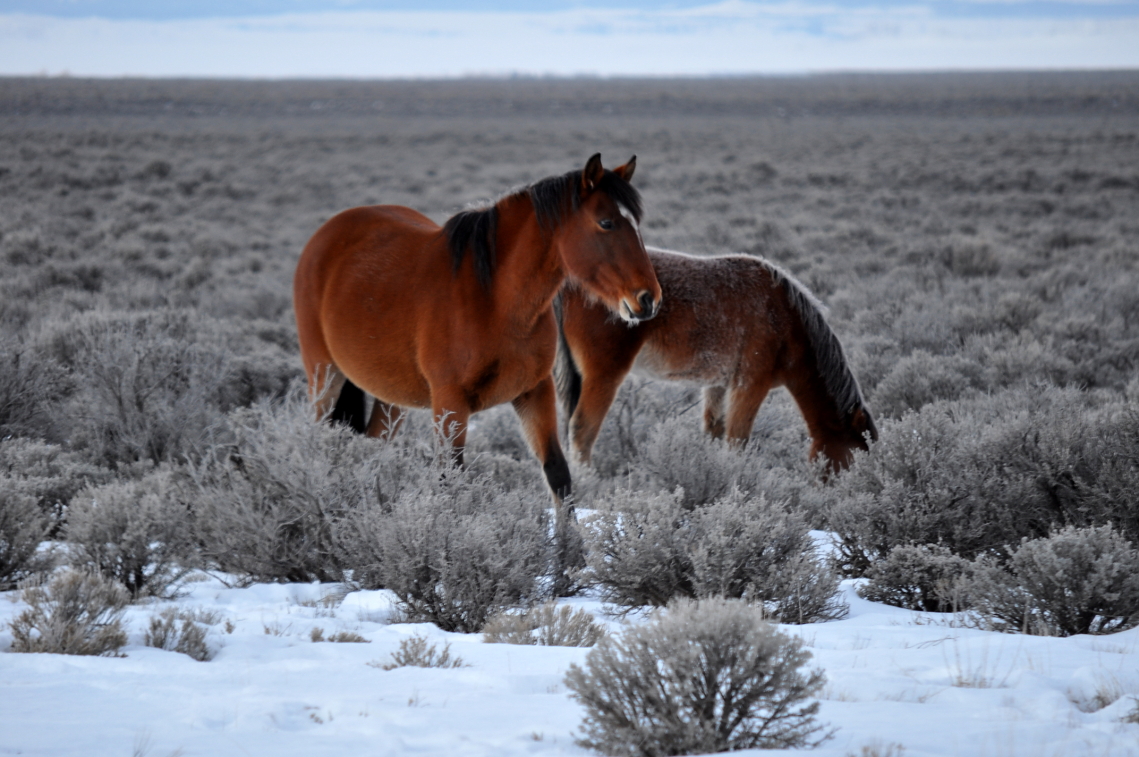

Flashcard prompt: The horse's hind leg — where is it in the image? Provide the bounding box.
[724,379,773,448]
[331,379,368,433]
[703,386,727,439]
[366,400,405,441]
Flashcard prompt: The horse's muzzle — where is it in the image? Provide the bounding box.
[621,290,660,322]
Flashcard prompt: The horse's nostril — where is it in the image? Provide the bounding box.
[637,290,655,316]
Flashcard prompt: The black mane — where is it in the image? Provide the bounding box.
[443,167,642,289]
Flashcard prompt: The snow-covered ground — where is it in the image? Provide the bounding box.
[2,575,1138,757]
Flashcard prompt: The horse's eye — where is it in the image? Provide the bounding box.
[599,218,614,230]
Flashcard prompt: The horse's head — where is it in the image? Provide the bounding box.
[811,404,878,475]
[556,154,661,324]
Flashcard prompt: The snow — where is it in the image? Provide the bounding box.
[2,576,1138,757]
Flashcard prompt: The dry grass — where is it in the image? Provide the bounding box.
[372,633,466,670]
[482,602,605,647]
[847,742,906,757]
[144,607,215,662]
[310,627,369,643]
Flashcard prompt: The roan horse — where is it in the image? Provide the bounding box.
[293,154,661,580]
[555,247,877,473]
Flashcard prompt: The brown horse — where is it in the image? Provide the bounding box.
[294,155,661,563]
[555,247,876,473]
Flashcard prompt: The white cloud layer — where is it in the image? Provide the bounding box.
[2,2,1138,77]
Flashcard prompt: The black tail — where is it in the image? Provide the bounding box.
[330,379,367,434]
[552,293,583,438]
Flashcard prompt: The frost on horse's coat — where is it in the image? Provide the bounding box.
[293,155,661,588]
[555,247,876,473]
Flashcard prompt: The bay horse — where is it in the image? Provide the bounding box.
[293,154,661,584]
[555,247,877,473]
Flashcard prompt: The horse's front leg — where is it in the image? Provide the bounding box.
[512,375,572,502]
[512,376,580,595]
[703,385,727,439]
[725,379,772,448]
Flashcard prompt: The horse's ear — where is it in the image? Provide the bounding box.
[613,155,636,183]
[582,153,604,194]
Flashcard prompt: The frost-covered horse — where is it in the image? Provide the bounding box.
[556,247,876,472]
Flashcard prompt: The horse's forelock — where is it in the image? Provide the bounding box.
[529,168,642,232]
[597,170,643,224]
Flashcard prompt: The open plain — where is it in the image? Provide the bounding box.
[2,73,1139,756]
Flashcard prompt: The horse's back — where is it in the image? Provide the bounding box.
[632,248,790,384]
[296,205,438,285]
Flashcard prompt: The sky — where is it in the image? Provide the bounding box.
[1,0,1138,78]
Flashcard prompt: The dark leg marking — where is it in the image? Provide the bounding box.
[543,444,572,503]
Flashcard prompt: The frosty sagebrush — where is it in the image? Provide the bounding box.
[565,598,831,756]
[9,570,129,656]
[581,487,846,623]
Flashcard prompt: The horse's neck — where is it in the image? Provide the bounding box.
[779,310,854,447]
[787,372,846,443]
[491,195,564,326]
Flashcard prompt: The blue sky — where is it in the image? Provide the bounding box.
[2,1,1137,77]
[3,0,1138,20]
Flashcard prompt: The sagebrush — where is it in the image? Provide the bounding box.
[377,633,465,670]
[483,601,606,647]
[966,524,1139,636]
[565,597,831,755]
[582,488,846,623]
[349,472,550,633]
[66,468,195,598]
[825,386,1139,577]
[9,570,129,656]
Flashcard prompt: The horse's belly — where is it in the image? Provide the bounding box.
[327,334,432,409]
[633,342,732,385]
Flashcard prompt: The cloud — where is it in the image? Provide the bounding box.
[1,2,1137,77]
